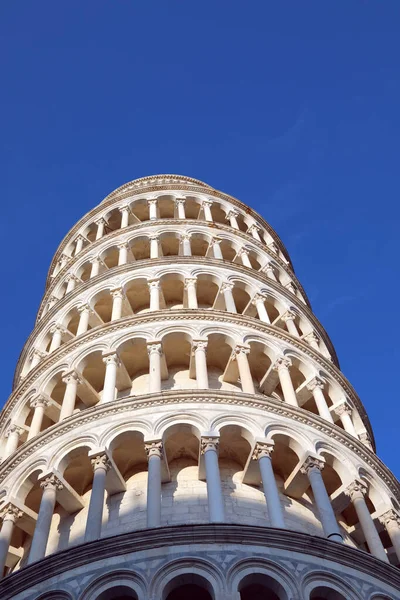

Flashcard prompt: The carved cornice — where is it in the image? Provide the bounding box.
[0,391,395,498]
[9,310,364,439]
[40,219,305,316]
[0,524,399,599]
[45,179,293,289]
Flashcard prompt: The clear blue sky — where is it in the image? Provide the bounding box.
[1,2,399,477]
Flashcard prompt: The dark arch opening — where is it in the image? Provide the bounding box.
[310,586,346,600]
[162,573,214,600]
[239,573,287,600]
[166,584,212,600]
[96,585,138,600]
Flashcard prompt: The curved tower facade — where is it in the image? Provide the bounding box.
[0,174,399,600]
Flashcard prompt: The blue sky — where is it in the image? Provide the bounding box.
[1,2,399,477]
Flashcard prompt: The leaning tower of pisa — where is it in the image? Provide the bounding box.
[0,174,399,600]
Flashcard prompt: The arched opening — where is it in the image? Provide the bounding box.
[96,585,138,600]
[162,332,192,390]
[310,586,346,600]
[160,274,184,309]
[196,274,220,309]
[117,337,149,396]
[191,233,210,257]
[206,333,239,391]
[238,573,288,600]
[125,278,150,314]
[163,573,214,600]
[160,232,180,257]
[101,246,120,270]
[130,198,149,222]
[166,585,212,600]
[131,236,150,261]
[185,196,201,220]
[158,195,176,219]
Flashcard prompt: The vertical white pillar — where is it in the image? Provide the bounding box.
[148,279,160,311]
[60,370,81,421]
[49,324,64,353]
[4,425,23,458]
[381,510,400,562]
[285,282,297,295]
[59,254,70,270]
[307,378,334,423]
[273,357,298,407]
[264,263,277,281]
[28,475,63,563]
[110,287,125,321]
[282,310,299,337]
[180,233,192,256]
[201,437,225,522]
[335,403,357,437]
[211,238,223,259]
[248,224,262,242]
[252,443,285,528]
[150,235,160,259]
[27,396,49,440]
[145,441,163,528]
[101,352,120,403]
[30,349,46,370]
[84,454,111,542]
[304,331,320,350]
[238,248,252,268]
[301,457,343,543]
[65,274,79,294]
[185,277,198,308]
[175,197,186,219]
[90,257,103,278]
[232,345,255,394]
[95,218,106,240]
[227,210,239,229]
[192,340,209,389]
[147,342,162,393]
[346,482,388,562]
[0,504,23,577]
[75,235,85,255]
[119,205,131,228]
[148,198,158,220]
[118,242,129,266]
[76,304,92,336]
[202,199,213,222]
[252,294,270,323]
[221,282,237,313]
[268,242,279,255]
[359,431,374,451]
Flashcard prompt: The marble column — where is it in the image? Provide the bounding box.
[380,510,400,562]
[148,279,160,311]
[252,294,270,323]
[4,425,23,457]
[76,304,92,336]
[49,324,64,353]
[175,197,186,219]
[201,437,225,522]
[232,345,255,394]
[65,273,79,294]
[30,349,46,370]
[0,504,23,577]
[145,441,163,528]
[75,235,85,255]
[192,340,209,389]
[119,205,131,228]
[211,238,223,259]
[238,248,252,268]
[307,378,333,423]
[346,482,388,562]
[27,396,49,440]
[150,234,160,259]
[185,277,198,308]
[268,242,279,255]
[90,257,103,278]
[95,218,107,240]
[110,287,125,321]
[118,242,129,266]
[147,342,162,393]
[304,331,320,351]
[248,224,261,242]
[221,282,237,313]
[84,454,111,542]
[60,370,82,420]
[148,198,158,220]
[28,475,63,563]
[273,357,298,407]
[335,403,357,437]
[101,352,120,403]
[181,233,192,256]
[252,443,285,528]
[282,310,299,337]
[263,263,277,281]
[227,210,239,229]
[301,457,343,543]
[202,199,213,222]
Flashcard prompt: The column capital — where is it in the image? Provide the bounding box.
[307,377,325,392]
[117,241,130,250]
[227,209,239,218]
[59,253,71,265]
[40,474,64,492]
[147,341,163,356]
[47,295,59,306]
[285,282,297,294]
[149,233,160,242]
[252,292,267,306]
[231,344,251,359]
[345,480,368,501]
[30,348,47,361]
[220,281,234,292]
[49,322,66,335]
[0,503,23,523]
[248,224,260,234]
[77,303,93,315]
[29,395,50,410]
[65,272,80,283]
[110,286,125,300]
[174,196,186,205]
[144,440,163,459]
[102,351,121,367]
[238,247,250,257]
[180,232,192,241]
[192,339,208,353]
[90,256,105,266]
[5,424,24,438]
[118,204,131,214]
[263,262,275,273]
[95,216,107,226]
[300,456,325,475]
[252,441,274,460]
[147,197,158,206]
[210,237,222,246]
[91,453,112,472]
[334,401,353,417]
[75,234,87,243]
[147,278,160,290]
[272,356,292,371]
[200,436,219,454]
[268,242,279,254]
[184,277,197,289]
[359,431,373,448]
[62,369,82,386]
[281,310,296,323]
[304,331,319,345]
[380,509,400,528]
